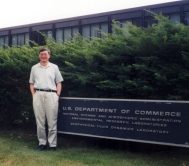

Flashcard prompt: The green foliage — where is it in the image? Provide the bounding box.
[0,46,38,127]
[0,13,189,127]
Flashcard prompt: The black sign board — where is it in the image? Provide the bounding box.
[57,97,189,148]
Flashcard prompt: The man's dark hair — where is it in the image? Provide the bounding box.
[39,48,51,55]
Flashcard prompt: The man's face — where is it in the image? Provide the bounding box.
[39,51,50,63]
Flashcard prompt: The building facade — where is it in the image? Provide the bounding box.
[0,0,189,48]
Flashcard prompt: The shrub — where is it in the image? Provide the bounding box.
[0,14,189,127]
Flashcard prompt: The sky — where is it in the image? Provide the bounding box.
[0,0,180,29]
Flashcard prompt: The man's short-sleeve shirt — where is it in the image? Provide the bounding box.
[29,62,63,90]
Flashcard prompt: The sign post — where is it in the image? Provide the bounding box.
[57,97,189,148]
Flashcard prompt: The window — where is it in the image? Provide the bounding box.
[5,36,8,46]
[12,33,29,46]
[17,34,25,46]
[163,13,180,25]
[169,13,180,24]
[91,24,100,38]
[0,36,9,48]
[0,37,4,48]
[114,18,142,30]
[144,16,157,27]
[25,33,29,45]
[122,19,132,27]
[55,26,79,43]
[112,19,130,34]
[145,13,180,27]
[32,30,52,46]
[64,28,72,41]
[101,23,108,38]
[184,11,189,26]
[56,29,63,44]
[47,30,53,40]
[82,22,108,39]
[72,27,78,36]
[122,18,142,27]
[112,18,142,34]
[132,18,142,27]
[12,35,17,46]
[82,25,90,38]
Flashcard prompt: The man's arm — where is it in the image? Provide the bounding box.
[30,83,35,96]
[56,82,62,96]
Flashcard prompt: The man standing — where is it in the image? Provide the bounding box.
[29,48,63,151]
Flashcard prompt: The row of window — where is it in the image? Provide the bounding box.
[12,33,29,46]
[0,11,189,48]
[56,27,78,43]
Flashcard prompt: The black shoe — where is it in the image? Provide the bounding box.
[37,145,46,151]
[49,147,56,151]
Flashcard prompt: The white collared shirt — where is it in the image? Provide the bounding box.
[29,62,63,90]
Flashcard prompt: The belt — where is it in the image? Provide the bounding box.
[35,89,57,93]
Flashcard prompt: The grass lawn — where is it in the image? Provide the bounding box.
[0,125,189,166]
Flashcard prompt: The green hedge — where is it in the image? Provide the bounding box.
[0,46,38,127]
[0,14,189,127]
